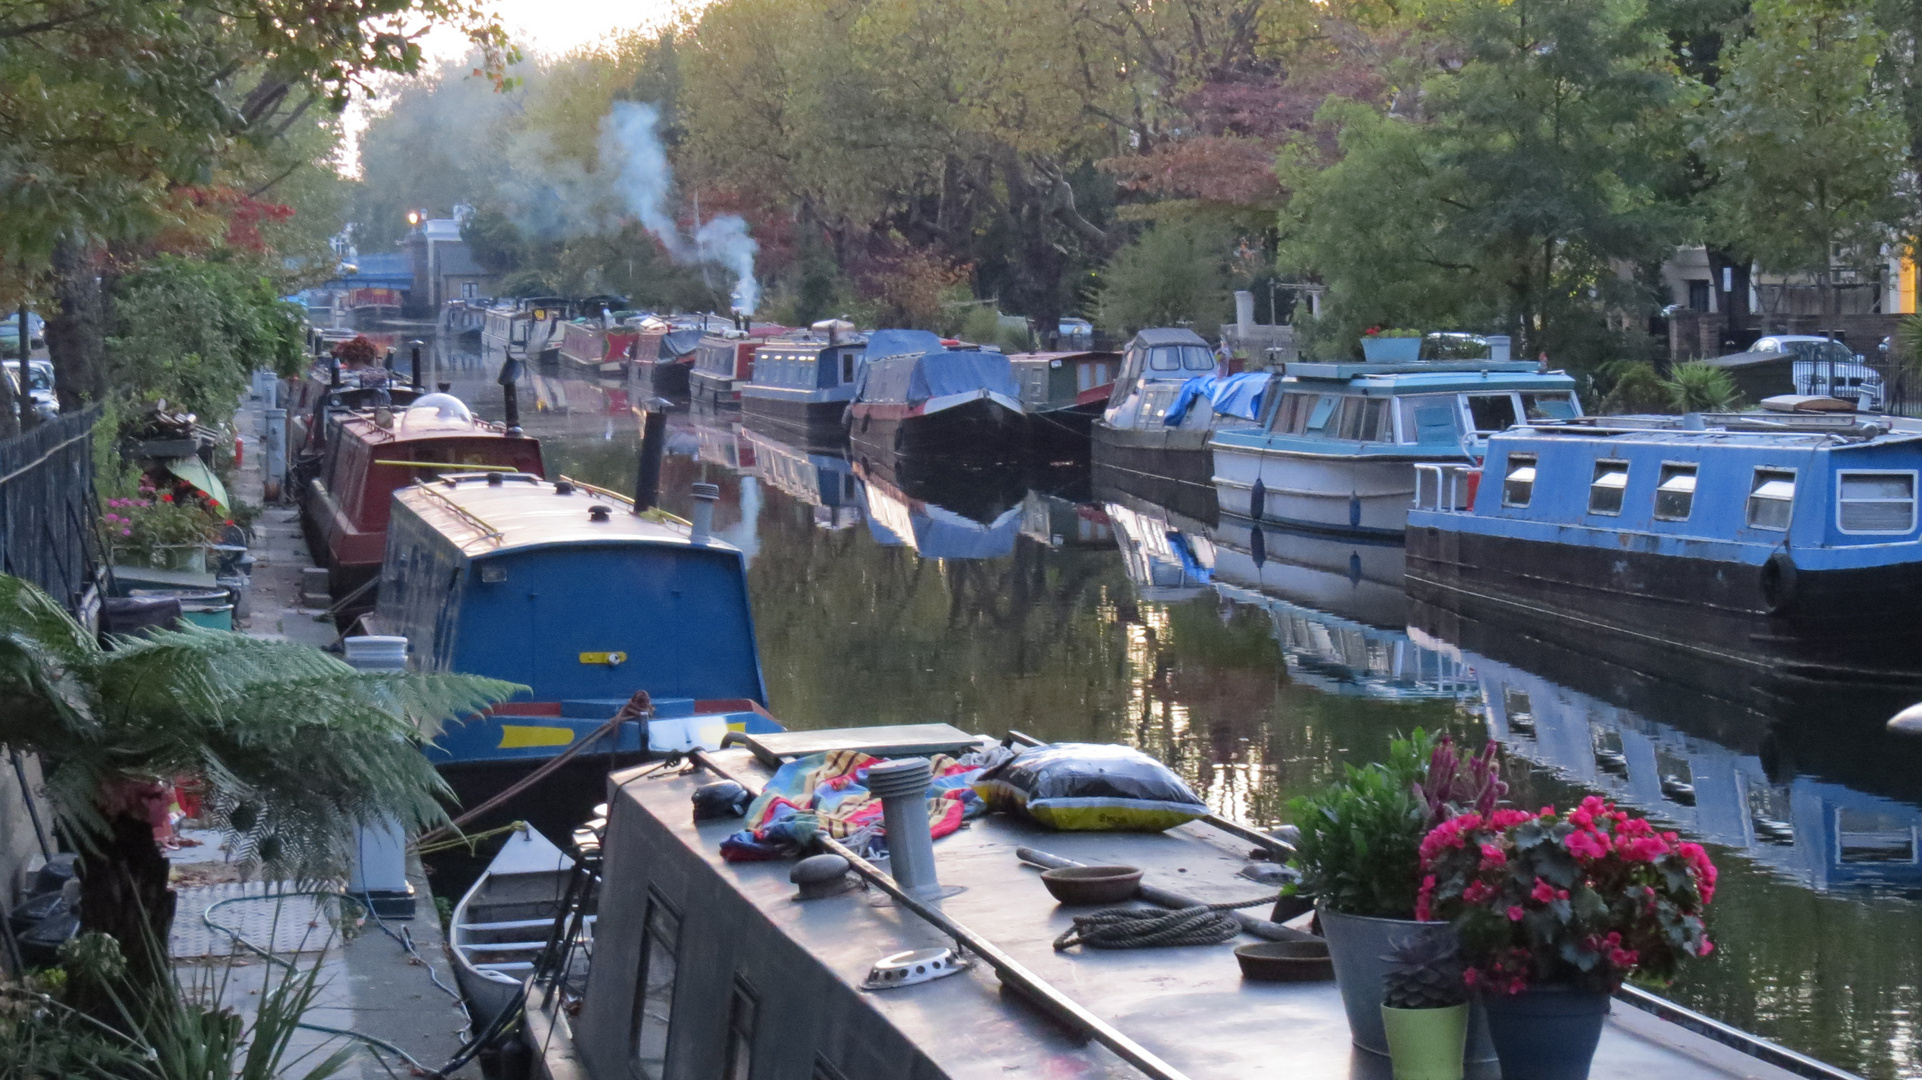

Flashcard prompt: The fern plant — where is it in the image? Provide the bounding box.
[0,574,519,996]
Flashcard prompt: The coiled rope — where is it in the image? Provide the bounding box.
[1052,894,1279,951]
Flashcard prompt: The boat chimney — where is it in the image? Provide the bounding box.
[383,348,396,374]
[341,636,416,917]
[865,757,942,896]
[329,354,341,388]
[1486,335,1511,363]
[633,407,667,513]
[497,356,523,434]
[409,340,424,389]
[688,482,719,544]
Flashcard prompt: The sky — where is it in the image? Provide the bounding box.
[423,0,686,62]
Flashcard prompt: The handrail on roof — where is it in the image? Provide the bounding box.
[555,475,695,528]
[411,482,506,543]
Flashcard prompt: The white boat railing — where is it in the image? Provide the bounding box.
[1412,463,1473,512]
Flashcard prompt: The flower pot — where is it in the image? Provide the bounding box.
[1317,905,1496,1061]
[1362,337,1422,362]
[1481,985,1611,1080]
[1381,1003,1468,1080]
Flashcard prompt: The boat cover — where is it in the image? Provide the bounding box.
[864,329,946,362]
[861,349,1020,406]
[719,749,993,861]
[660,328,705,358]
[1162,371,1271,426]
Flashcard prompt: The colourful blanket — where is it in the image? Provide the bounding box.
[719,749,987,862]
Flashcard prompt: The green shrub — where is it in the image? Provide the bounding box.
[1286,731,1437,918]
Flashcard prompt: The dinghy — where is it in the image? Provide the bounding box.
[449,826,584,1032]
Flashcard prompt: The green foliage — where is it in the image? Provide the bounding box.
[1666,360,1742,411]
[1383,933,1469,1009]
[1599,360,1674,413]
[1096,221,1232,335]
[1286,730,1438,918]
[106,256,306,419]
[0,574,519,880]
[102,488,225,567]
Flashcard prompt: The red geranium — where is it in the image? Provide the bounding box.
[1418,795,1715,995]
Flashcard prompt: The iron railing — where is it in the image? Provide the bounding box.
[0,405,101,614]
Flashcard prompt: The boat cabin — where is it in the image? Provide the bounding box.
[1100,327,1223,434]
[560,321,641,375]
[689,335,766,405]
[304,395,544,606]
[1008,350,1119,415]
[373,473,779,766]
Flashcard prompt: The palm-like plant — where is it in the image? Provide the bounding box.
[1665,361,1743,413]
[0,575,519,993]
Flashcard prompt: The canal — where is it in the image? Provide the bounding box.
[433,354,1922,1080]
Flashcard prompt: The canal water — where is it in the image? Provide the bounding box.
[427,352,1922,1079]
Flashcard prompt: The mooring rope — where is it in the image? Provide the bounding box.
[1052,894,1279,951]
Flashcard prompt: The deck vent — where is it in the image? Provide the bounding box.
[588,504,611,522]
[486,471,503,487]
[862,947,967,991]
[689,482,720,545]
[865,758,942,896]
[554,480,575,495]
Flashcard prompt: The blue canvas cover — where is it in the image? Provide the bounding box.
[864,329,946,362]
[1163,372,1271,426]
[858,349,1021,405]
[660,329,705,358]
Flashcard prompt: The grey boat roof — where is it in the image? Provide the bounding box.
[1129,327,1210,348]
[602,744,1817,1080]
[392,474,734,558]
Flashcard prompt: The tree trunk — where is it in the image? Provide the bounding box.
[75,809,175,1008]
[45,237,107,411]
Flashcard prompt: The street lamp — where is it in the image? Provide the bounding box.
[406,210,421,226]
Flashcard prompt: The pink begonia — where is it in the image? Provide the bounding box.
[1490,808,1534,829]
[1507,905,1525,922]
[1617,835,1671,863]
[120,527,132,537]
[1478,842,1507,870]
[1698,939,1714,957]
[1565,828,1611,860]
[1530,878,1557,904]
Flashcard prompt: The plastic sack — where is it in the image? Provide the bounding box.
[972,743,1208,832]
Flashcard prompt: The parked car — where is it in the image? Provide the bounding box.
[3,360,59,419]
[0,314,45,359]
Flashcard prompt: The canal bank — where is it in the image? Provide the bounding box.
[158,389,476,1080]
[406,352,1922,1080]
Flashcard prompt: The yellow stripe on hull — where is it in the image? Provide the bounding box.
[498,725,577,750]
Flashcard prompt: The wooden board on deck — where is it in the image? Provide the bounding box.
[730,724,985,768]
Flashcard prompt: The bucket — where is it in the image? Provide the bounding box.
[343,636,409,671]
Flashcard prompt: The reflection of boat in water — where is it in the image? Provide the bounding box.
[854,464,1023,559]
[1211,517,1409,630]
[1018,491,1111,549]
[689,409,753,472]
[1104,491,1215,602]
[1412,597,1922,892]
[737,427,863,529]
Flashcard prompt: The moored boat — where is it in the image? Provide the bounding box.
[848,341,1025,459]
[301,394,543,621]
[1210,336,1582,536]
[739,322,883,446]
[1092,327,1270,508]
[558,320,642,377]
[1008,349,1119,458]
[1406,408,1922,680]
[689,330,783,408]
[450,826,587,1033]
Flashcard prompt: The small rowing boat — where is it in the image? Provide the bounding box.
[449,827,582,1032]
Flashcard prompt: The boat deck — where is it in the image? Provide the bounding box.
[561,746,1819,1080]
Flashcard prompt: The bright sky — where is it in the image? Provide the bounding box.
[423,0,688,62]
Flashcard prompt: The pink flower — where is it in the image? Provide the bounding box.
[1565,829,1612,861]
[1490,808,1534,829]
[1530,878,1557,904]
[1540,805,1557,818]
[1479,843,1507,870]
[1463,880,1495,905]
[1507,905,1525,922]
[1608,946,1640,968]
[1698,938,1714,957]
[120,527,132,536]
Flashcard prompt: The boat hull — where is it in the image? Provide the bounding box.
[849,396,1026,460]
[1092,423,1218,522]
[1211,445,1448,538]
[742,396,850,448]
[689,371,742,408]
[635,359,691,398]
[1026,404,1100,460]
[1406,524,1922,681]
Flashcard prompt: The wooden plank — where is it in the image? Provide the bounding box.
[730,724,984,768]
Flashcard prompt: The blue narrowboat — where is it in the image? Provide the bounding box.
[848,339,1026,459]
[1210,340,1582,536]
[1406,410,1922,679]
[370,471,783,772]
[739,321,878,445]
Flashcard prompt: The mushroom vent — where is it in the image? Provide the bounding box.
[588,504,612,522]
[862,947,967,991]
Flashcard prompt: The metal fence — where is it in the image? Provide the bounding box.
[0,405,102,614]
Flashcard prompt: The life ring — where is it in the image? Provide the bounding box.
[1759,551,1798,614]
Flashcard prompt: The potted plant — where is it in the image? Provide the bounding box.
[1287,732,1503,1057]
[1362,327,1424,362]
[1381,933,1470,1080]
[1417,796,1718,1080]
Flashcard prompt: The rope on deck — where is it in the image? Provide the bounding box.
[1052,893,1279,951]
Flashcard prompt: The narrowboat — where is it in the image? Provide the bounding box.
[1406,409,1922,680]
[523,728,1820,1080]
[631,326,706,397]
[1007,349,1119,457]
[559,320,641,377]
[301,394,544,620]
[369,472,782,797]
[737,324,890,446]
[689,332,778,408]
[1211,342,1582,536]
[848,342,1025,459]
[1092,328,1271,514]
[481,298,569,365]
[855,465,1024,559]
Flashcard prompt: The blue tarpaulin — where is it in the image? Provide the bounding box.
[859,349,1020,405]
[660,329,705,358]
[1162,372,1272,426]
[864,329,946,362]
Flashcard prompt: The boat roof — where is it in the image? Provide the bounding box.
[334,399,527,447]
[600,743,1813,1080]
[1501,414,1922,449]
[1129,327,1209,348]
[392,474,737,559]
[1006,350,1118,364]
[1283,359,1553,383]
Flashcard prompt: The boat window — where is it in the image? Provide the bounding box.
[1502,454,1537,507]
[1149,346,1182,371]
[1337,396,1368,440]
[1588,459,1629,516]
[841,352,854,384]
[628,893,682,1079]
[723,977,758,1080]
[1746,468,1796,530]
[1466,393,1520,434]
[1399,395,1462,446]
[1304,395,1340,435]
[1523,392,1578,420]
[1184,345,1217,371]
[1359,399,1388,441]
[1837,471,1917,534]
[1654,464,1697,521]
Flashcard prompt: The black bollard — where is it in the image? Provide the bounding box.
[497,356,524,433]
[437,382,451,393]
[633,408,667,513]
[329,356,341,388]
[410,340,423,389]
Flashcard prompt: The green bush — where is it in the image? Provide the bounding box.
[1096,220,1231,335]
[1666,360,1742,412]
[1286,731,1437,918]
[106,256,305,420]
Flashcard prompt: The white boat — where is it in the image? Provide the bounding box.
[449,827,583,1032]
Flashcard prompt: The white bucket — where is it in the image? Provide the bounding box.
[343,636,409,671]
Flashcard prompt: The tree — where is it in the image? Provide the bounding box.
[105,256,307,419]
[0,576,517,998]
[1097,219,1233,333]
[1701,0,1909,316]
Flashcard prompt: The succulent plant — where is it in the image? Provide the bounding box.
[1381,932,1467,1010]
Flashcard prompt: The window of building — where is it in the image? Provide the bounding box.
[1687,280,1712,312]
[1747,468,1797,530]
[461,281,478,299]
[1465,393,1520,435]
[1654,463,1697,521]
[627,893,682,1080]
[1502,454,1538,507]
[1837,471,1917,534]
[723,978,758,1080]
[1588,459,1629,516]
